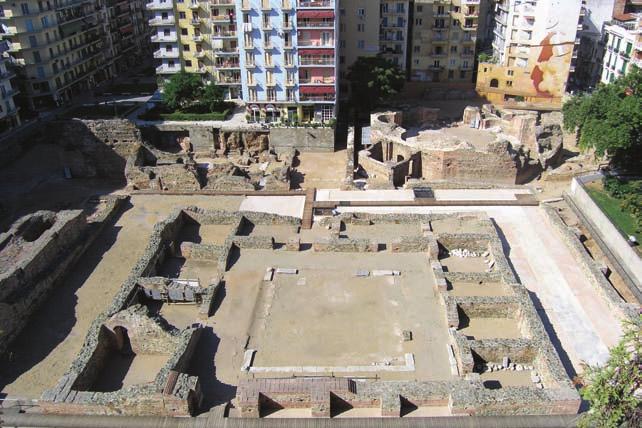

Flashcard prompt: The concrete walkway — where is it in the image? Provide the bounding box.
[335,205,624,374]
[240,195,306,218]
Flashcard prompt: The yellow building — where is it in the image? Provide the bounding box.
[476,0,583,108]
[409,0,481,83]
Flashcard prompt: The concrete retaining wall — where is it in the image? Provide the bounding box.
[568,175,642,287]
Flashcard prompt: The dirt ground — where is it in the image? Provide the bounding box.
[459,317,522,340]
[449,281,510,297]
[0,143,125,231]
[291,150,348,189]
[480,370,532,388]
[0,194,243,399]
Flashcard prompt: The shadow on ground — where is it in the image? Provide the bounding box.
[0,204,130,395]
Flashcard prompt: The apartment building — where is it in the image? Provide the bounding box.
[476,0,583,107]
[0,0,150,111]
[600,0,641,84]
[380,0,410,69]
[0,39,20,131]
[149,0,338,123]
[409,0,482,83]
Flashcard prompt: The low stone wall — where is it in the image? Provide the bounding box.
[42,207,206,416]
[390,236,436,253]
[312,237,378,253]
[270,126,335,152]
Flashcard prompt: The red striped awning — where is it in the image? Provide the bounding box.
[298,49,334,55]
[297,11,335,19]
[300,86,335,95]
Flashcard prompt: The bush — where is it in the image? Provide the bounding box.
[603,176,642,231]
[138,102,233,121]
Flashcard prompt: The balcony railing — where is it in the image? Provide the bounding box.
[149,16,175,26]
[299,57,334,66]
[299,77,334,84]
[298,0,334,8]
[156,64,180,74]
[297,40,334,48]
[300,94,335,102]
[298,19,334,28]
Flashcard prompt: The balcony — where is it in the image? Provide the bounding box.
[156,64,181,74]
[213,46,240,55]
[299,77,334,85]
[212,30,237,38]
[210,0,235,5]
[149,16,175,26]
[299,57,334,66]
[298,40,334,48]
[194,50,209,59]
[299,94,335,102]
[243,23,255,32]
[192,35,203,42]
[211,14,235,23]
[217,75,242,85]
[215,60,240,69]
[298,0,334,8]
[188,1,201,10]
[151,34,178,42]
[146,1,174,11]
[298,19,334,29]
[153,49,180,58]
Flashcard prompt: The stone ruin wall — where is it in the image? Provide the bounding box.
[41,207,302,417]
[236,212,580,418]
[363,106,565,186]
[0,196,127,355]
[40,119,293,192]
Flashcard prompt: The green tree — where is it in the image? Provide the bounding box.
[579,314,641,428]
[562,67,642,171]
[200,82,225,112]
[162,71,203,110]
[347,56,406,116]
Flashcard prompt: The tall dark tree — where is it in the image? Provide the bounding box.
[563,67,642,172]
[347,56,406,118]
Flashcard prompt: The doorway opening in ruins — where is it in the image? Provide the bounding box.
[114,326,134,356]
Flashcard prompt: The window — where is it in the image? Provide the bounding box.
[183,44,190,51]
[322,105,333,121]
[448,70,454,79]
[181,28,188,35]
[490,78,499,88]
[414,46,420,53]
[415,18,422,25]
[357,40,364,49]
[179,12,186,19]
[357,23,364,32]
[185,60,192,67]
[33,51,41,63]
[459,70,466,79]
[267,88,276,101]
[21,3,30,15]
[507,69,514,76]
[506,80,513,87]
[417,5,423,13]
[357,8,365,16]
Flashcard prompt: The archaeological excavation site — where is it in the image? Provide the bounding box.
[0,101,638,427]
